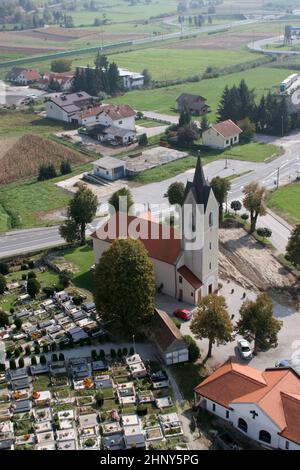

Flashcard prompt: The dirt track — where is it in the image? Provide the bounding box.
[219,227,296,290]
[167,32,271,50]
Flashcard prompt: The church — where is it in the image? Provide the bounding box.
[92,158,219,305]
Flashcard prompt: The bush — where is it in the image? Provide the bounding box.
[27,278,41,298]
[27,271,36,279]
[52,354,58,362]
[18,357,25,368]
[99,349,105,360]
[34,345,40,355]
[28,260,35,269]
[9,358,16,370]
[73,295,83,306]
[184,335,200,363]
[241,213,249,221]
[91,349,98,361]
[21,274,27,280]
[59,353,65,361]
[14,348,20,358]
[43,344,49,353]
[138,133,148,146]
[43,286,55,298]
[14,317,22,330]
[59,270,72,288]
[6,349,12,359]
[60,160,72,175]
[110,349,116,359]
[117,348,123,358]
[122,347,128,357]
[25,345,31,356]
[40,355,47,365]
[172,317,182,329]
[0,262,9,275]
[38,163,57,181]
[31,356,37,366]
[0,310,9,327]
[129,347,134,355]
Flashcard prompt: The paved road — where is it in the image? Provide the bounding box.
[248,34,300,56]
[1,131,299,259]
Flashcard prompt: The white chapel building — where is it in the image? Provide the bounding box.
[92,158,219,305]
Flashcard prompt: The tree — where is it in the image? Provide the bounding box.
[211,176,231,224]
[243,182,266,233]
[236,294,282,353]
[239,117,256,143]
[200,115,210,134]
[179,107,191,127]
[25,345,31,356]
[94,239,156,333]
[191,294,233,362]
[167,181,185,206]
[177,123,199,147]
[217,85,232,122]
[108,188,134,213]
[59,219,81,245]
[27,278,41,298]
[60,160,72,175]
[14,317,22,331]
[286,224,300,268]
[0,262,9,275]
[107,62,120,95]
[184,335,200,363]
[138,133,148,147]
[231,200,242,214]
[38,163,57,181]
[0,273,6,294]
[142,68,152,87]
[66,186,98,245]
[51,58,72,73]
[0,310,9,327]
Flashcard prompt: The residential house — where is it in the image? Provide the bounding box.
[194,361,300,450]
[44,92,97,123]
[202,119,242,149]
[149,309,188,365]
[41,71,75,92]
[176,93,210,116]
[77,66,144,90]
[92,157,219,304]
[6,67,40,85]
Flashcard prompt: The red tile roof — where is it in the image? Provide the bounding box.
[100,104,136,120]
[22,69,40,81]
[212,119,242,138]
[178,265,202,289]
[91,213,181,265]
[151,309,186,353]
[194,361,300,444]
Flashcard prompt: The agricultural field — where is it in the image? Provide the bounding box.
[267,183,300,225]
[110,66,294,119]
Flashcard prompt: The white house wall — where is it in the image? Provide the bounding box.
[202,129,240,149]
[45,101,70,122]
[201,190,219,295]
[97,114,135,131]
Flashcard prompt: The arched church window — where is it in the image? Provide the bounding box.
[209,212,213,227]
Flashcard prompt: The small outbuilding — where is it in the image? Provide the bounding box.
[149,309,188,365]
[92,156,126,181]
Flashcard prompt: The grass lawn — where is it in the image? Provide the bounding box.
[0,111,75,139]
[0,162,93,231]
[58,244,95,292]
[136,119,166,128]
[267,182,300,225]
[134,141,279,184]
[110,67,293,120]
[104,47,262,81]
[170,362,207,401]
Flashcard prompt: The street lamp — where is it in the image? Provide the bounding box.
[132,334,136,354]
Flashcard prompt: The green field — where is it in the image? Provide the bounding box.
[104,47,262,81]
[267,183,300,225]
[0,162,93,231]
[0,111,75,139]
[110,66,293,119]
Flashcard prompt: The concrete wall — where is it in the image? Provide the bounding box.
[201,190,219,295]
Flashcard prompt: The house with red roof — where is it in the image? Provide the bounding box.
[202,119,242,149]
[92,158,219,304]
[6,67,41,86]
[194,360,300,450]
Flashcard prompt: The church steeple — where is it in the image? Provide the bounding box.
[193,156,207,193]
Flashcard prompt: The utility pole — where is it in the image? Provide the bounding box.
[277,167,280,189]
[281,115,284,137]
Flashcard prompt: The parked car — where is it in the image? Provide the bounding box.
[237,338,252,360]
[215,432,242,450]
[173,308,192,321]
[275,359,291,368]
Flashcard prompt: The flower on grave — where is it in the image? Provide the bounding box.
[83,377,93,389]
[33,391,40,400]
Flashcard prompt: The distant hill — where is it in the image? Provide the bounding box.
[0,134,90,185]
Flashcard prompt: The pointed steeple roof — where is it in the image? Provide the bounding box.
[183,156,211,209]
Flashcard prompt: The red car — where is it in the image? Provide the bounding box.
[173,308,192,321]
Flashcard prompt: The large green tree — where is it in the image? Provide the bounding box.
[0,310,9,327]
[108,188,134,213]
[61,186,98,245]
[167,181,185,206]
[94,239,156,333]
[27,278,40,299]
[286,224,300,268]
[236,293,282,353]
[243,182,266,233]
[211,176,231,225]
[190,294,233,362]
